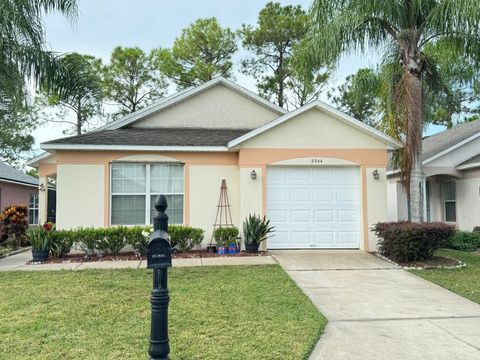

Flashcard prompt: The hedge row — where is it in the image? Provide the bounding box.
[49,225,204,258]
[446,230,480,252]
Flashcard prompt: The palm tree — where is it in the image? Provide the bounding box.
[0,0,78,108]
[309,0,480,222]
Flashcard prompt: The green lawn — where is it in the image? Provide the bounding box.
[0,265,326,360]
[411,250,480,304]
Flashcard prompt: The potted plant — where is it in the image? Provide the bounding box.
[26,222,54,262]
[213,227,239,255]
[243,214,274,253]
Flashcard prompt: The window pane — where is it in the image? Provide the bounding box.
[150,164,183,194]
[111,195,146,225]
[445,202,456,222]
[111,164,146,194]
[150,194,183,224]
[444,182,456,201]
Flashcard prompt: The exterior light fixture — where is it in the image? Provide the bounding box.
[250,170,257,180]
[372,169,380,180]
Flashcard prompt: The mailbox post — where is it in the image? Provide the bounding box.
[147,195,172,360]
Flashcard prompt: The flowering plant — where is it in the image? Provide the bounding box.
[26,223,55,251]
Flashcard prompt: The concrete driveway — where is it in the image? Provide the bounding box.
[271,250,480,360]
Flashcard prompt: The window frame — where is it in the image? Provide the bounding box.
[443,182,456,223]
[28,192,39,225]
[109,162,184,226]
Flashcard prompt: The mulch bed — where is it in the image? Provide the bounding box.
[396,256,461,269]
[30,250,270,264]
[376,253,465,269]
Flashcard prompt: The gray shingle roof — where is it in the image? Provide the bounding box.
[43,128,252,147]
[0,161,38,186]
[422,119,480,161]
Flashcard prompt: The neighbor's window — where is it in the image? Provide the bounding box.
[111,163,183,225]
[29,193,39,225]
[443,182,456,222]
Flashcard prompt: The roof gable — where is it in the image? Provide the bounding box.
[229,101,401,149]
[97,77,287,131]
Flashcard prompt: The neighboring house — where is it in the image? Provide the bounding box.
[27,77,400,251]
[387,120,480,231]
[0,161,39,225]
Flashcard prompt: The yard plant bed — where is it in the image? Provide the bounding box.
[411,250,480,304]
[0,265,326,359]
[28,250,270,264]
[377,253,464,269]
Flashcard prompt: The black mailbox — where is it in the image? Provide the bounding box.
[147,230,172,269]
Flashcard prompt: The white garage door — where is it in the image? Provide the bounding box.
[266,166,361,249]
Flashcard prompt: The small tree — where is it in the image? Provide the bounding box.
[103,47,167,118]
[152,18,238,89]
[38,53,104,135]
[241,2,330,108]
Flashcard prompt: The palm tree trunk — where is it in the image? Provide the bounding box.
[405,71,424,222]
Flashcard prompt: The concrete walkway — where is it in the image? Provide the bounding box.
[0,249,275,271]
[271,250,480,360]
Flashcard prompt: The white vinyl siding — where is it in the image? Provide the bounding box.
[111,163,183,225]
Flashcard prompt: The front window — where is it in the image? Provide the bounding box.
[443,182,456,222]
[111,163,184,225]
[29,193,39,225]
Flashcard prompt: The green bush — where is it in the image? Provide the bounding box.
[50,230,75,258]
[373,222,456,262]
[127,226,152,254]
[169,225,204,252]
[97,226,128,255]
[213,227,239,246]
[447,231,480,252]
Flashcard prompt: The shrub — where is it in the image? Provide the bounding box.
[243,214,274,245]
[127,226,152,254]
[373,221,456,262]
[213,227,239,246]
[169,225,204,252]
[0,204,29,249]
[50,230,75,258]
[447,231,480,252]
[98,226,129,255]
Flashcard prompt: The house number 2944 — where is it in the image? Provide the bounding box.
[311,158,323,164]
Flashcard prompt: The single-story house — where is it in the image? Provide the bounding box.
[0,160,39,225]
[387,119,480,230]
[27,77,401,251]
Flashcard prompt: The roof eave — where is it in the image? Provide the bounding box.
[40,143,231,152]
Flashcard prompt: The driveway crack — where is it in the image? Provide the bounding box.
[428,319,480,352]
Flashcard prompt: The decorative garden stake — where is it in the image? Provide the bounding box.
[146,195,172,360]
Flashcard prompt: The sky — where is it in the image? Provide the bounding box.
[36,0,442,153]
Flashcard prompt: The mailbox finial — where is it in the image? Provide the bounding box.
[153,195,169,232]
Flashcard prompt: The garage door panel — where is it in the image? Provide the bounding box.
[290,188,310,201]
[337,210,358,223]
[267,166,360,249]
[336,188,358,201]
[314,210,334,223]
[314,231,335,244]
[290,210,311,223]
[314,188,334,201]
[268,210,288,223]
